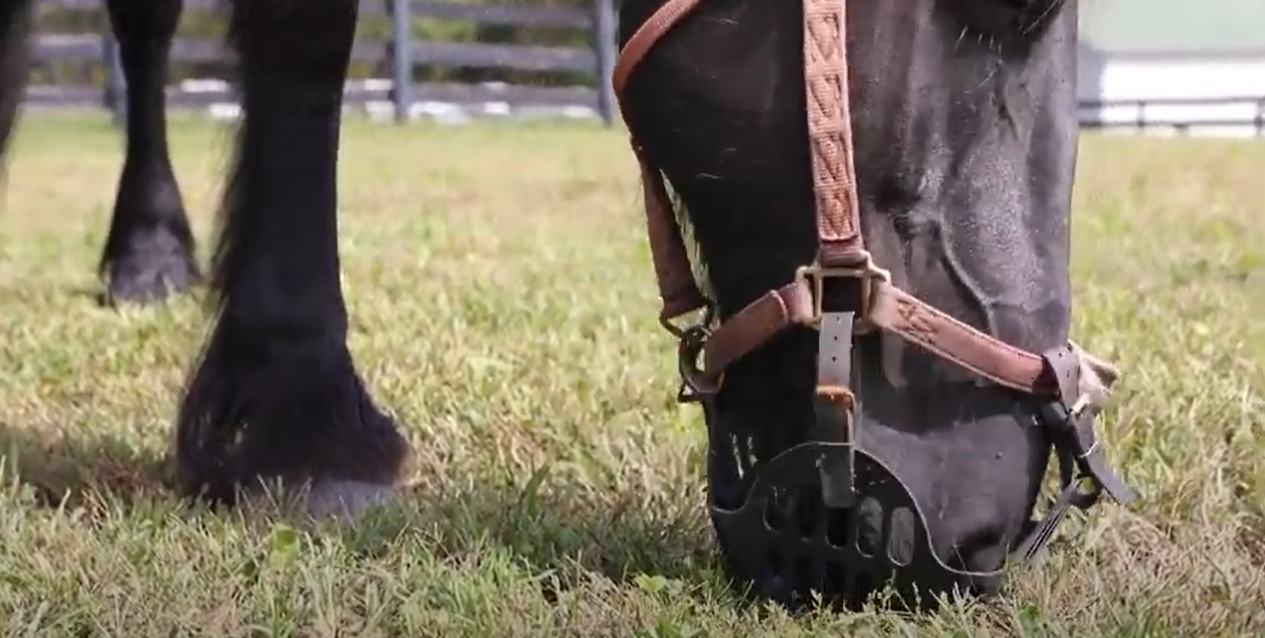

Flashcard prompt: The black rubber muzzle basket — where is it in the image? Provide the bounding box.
[703,403,1006,612]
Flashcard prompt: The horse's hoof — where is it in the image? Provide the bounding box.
[303,479,401,521]
[100,249,201,306]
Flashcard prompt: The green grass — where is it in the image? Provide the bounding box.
[0,111,1263,637]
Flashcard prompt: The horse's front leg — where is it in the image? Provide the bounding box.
[0,0,33,174]
[99,0,201,305]
[173,0,410,518]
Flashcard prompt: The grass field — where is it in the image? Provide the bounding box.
[0,111,1263,637]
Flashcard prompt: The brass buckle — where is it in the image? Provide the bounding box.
[794,253,891,334]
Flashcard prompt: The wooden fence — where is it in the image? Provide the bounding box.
[28,2,1265,138]
[1079,95,1265,138]
[27,0,620,125]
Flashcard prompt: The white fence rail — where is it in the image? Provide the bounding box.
[24,75,1265,136]
[1078,95,1265,138]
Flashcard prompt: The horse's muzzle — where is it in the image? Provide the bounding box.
[687,313,1136,612]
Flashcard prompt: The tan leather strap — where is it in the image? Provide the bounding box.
[634,148,710,320]
[613,0,1066,399]
[802,0,865,264]
[613,1,710,325]
[868,282,1050,392]
[701,282,815,374]
[698,278,1052,395]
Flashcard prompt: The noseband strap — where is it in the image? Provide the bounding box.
[616,1,1067,398]
[613,0,1136,602]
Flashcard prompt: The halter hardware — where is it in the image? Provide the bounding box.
[675,320,719,402]
[611,0,1138,611]
[795,250,892,334]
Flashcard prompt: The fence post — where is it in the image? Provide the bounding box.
[101,26,126,128]
[591,0,617,126]
[1256,98,1264,139]
[388,0,413,124]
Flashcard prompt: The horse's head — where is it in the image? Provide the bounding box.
[616,0,1135,610]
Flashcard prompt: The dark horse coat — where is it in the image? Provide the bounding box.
[0,0,1125,610]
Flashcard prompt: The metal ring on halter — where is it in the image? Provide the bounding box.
[658,302,716,341]
[677,322,721,401]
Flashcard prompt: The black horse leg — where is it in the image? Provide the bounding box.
[173,0,409,517]
[98,0,200,305]
[0,0,33,175]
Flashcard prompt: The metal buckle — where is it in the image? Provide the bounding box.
[677,323,720,403]
[661,303,719,403]
[658,302,714,341]
[1037,395,1136,508]
[794,252,892,334]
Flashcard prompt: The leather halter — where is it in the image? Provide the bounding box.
[614,0,1081,401]
[612,0,1138,606]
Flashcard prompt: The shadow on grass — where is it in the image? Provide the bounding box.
[343,464,736,599]
[0,420,736,601]
[0,420,174,509]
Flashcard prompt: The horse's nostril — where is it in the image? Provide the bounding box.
[956,527,1009,573]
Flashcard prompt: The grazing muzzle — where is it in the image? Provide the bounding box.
[674,267,1134,610]
[614,0,1137,612]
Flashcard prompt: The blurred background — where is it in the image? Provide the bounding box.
[23,0,1265,137]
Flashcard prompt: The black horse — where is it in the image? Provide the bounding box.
[0,0,1129,610]
[3,0,200,304]
[616,0,1133,608]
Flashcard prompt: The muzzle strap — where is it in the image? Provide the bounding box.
[814,311,858,509]
[1015,344,1138,564]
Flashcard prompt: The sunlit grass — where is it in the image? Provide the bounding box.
[0,111,1262,636]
